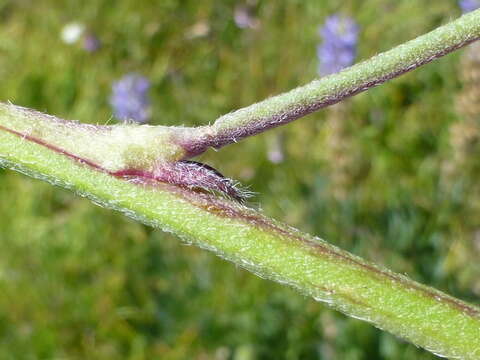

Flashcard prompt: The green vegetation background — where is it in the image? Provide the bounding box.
[0,0,479,359]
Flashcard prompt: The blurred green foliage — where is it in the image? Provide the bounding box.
[0,0,479,359]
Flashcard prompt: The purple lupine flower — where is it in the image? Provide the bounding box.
[317,14,359,76]
[83,34,101,52]
[459,0,480,13]
[110,74,151,124]
[234,5,259,29]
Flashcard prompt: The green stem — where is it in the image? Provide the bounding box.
[1,10,480,359]
[1,105,480,359]
[182,9,480,156]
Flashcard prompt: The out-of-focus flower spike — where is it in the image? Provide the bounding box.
[317,14,362,200]
[317,14,359,76]
[234,4,260,29]
[109,74,152,124]
[83,33,101,52]
[459,0,480,13]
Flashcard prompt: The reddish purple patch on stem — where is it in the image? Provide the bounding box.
[2,121,479,318]
[0,123,246,202]
[114,161,246,202]
[0,124,106,171]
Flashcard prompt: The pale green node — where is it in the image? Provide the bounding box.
[0,103,191,171]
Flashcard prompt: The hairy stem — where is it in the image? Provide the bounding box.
[181,9,480,157]
[2,10,480,359]
[0,105,479,359]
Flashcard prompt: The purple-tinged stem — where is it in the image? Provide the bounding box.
[1,108,480,358]
[180,10,480,157]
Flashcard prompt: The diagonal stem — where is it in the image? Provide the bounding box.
[180,9,480,157]
[0,113,480,359]
[1,10,480,359]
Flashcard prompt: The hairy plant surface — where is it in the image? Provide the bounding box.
[1,1,480,359]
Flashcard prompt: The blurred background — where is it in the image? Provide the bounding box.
[0,0,479,359]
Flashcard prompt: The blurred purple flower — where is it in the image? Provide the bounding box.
[83,34,101,52]
[234,5,259,29]
[110,74,151,124]
[459,0,480,13]
[317,14,359,76]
